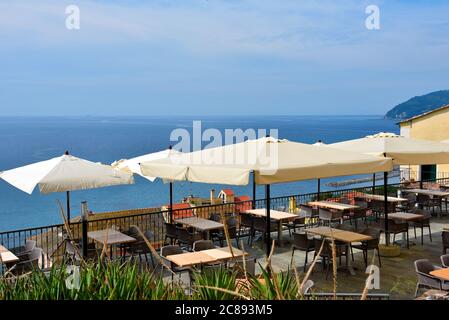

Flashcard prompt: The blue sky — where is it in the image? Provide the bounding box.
[0,0,448,116]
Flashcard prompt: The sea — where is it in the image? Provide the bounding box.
[0,115,398,231]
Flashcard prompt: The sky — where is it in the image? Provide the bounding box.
[0,0,448,116]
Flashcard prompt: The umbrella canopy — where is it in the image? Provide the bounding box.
[329,132,449,165]
[0,154,134,195]
[112,148,181,182]
[140,136,393,185]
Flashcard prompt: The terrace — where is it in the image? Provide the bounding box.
[1,177,449,300]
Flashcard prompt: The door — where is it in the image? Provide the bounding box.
[421,165,437,181]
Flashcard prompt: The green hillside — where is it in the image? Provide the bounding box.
[385,90,449,119]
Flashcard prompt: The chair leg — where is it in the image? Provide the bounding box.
[415,283,421,298]
[406,230,410,249]
[304,251,309,272]
[428,226,432,242]
[350,246,354,262]
[421,226,424,245]
[376,247,382,267]
[414,226,417,239]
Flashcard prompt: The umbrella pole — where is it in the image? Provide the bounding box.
[372,173,376,194]
[265,184,271,258]
[384,172,389,246]
[169,182,174,224]
[252,171,256,209]
[317,178,321,200]
[66,191,71,223]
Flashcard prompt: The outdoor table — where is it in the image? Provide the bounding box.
[165,246,246,268]
[308,201,359,211]
[0,244,19,265]
[175,217,224,240]
[430,268,449,282]
[87,228,136,258]
[387,212,425,248]
[358,193,408,203]
[401,188,449,197]
[306,226,372,275]
[243,208,298,243]
[444,225,449,232]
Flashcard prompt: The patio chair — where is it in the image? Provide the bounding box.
[397,193,416,212]
[122,228,156,268]
[176,226,204,250]
[5,247,43,277]
[239,213,254,241]
[350,228,382,267]
[13,240,36,260]
[379,218,410,248]
[414,259,449,297]
[318,208,342,226]
[193,240,215,251]
[298,204,318,227]
[417,194,442,215]
[299,279,314,295]
[290,232,315,272]
[164,223,178,245]
[212,217,240,248]
[231,256,257,278]
[249,217,278,246]
[283,215,306,237]
[209,213,221,222]
[160,245,191,281]
[443,231,449,254]
[408,209,432,245]
[313,238,347,279]
[441,254,449,268]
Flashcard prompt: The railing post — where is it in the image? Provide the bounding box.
[265,184,271,258]
[81,201,89,258]
[252,171,256,209]
[383,172,389,246]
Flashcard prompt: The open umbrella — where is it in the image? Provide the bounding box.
[0,151,134,221]
[140,136,393,256]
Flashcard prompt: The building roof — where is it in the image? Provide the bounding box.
[235,195,251,202]
[220,189,234,196]
[398,104,449,124]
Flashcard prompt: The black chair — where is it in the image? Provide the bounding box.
[231,256,257,278]
[313,238,347,279]
[12,240,36,260]
[417,194,442,214]
[193,240,215,252]
[176,226,203,250]
[164,223,178,245]
[290,232,315,271]
[239,213,254,241]
[441,254,449,268]
[209,213,221,222]
[409,209,432,245]
[212,217,240,248]
[122,228,156,268]
[249,217,278,246]
[443,231,449,254]
[380,218,410,248]
[160,245,191,281]
[6,247,43,277]
[351,228,382,267]
[283,215,306,237]
[414,259,449,297]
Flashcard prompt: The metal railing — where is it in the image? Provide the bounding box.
[1,174,449,268]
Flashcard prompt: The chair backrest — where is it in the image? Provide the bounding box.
[252,216,267,231]
[232,256,257,278]
[298,205,314,218]
[143,230,153,241]
[161,245,183,257]
[193,240,215,251]
[165,223,178,237]
[292,232,312,250]
[209,213,221,222]
[441,254,449,268]
[24,240,37,252]
[28,247,43,263]
[414,259,436,275]
[300,279,314,295]
[442,231,449,246]
[240,213,253,227]
[318,208,334,220]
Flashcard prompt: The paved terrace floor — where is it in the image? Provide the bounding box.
[160,215,449,300]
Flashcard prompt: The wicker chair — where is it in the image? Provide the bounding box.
[176,226,204,250]
[164,223,178,245]
[414,259,449,297]
[443,231,449,255]
[441,254,449,268]
[160,245,191,280]
[13,240,36,260]
[231,256,257,278]
[313,238,347,279]
[6,247,43,276]
[193,240,215,252]
[379,218,410,248]
[290,232,315,271]
[239,213,254,242]
[212,217,240,248]
[350,228,381,267]
[298,204,318,227]
[318,208,342,226]
[408,209,432,245]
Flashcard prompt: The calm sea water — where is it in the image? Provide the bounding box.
[0,115,397,231]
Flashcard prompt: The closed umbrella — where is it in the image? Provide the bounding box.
[0,151,134,221]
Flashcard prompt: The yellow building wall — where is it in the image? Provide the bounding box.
[399,106,449,177]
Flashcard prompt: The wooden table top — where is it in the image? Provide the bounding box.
[308,201,359,211]
[243,208,298,221]
[387,212,426,221]
[175,217,224,231]
[430,268,449,281]
[0,244,19,264]
[306,227,372,243]
[166,247,246,268]
[444,225,449,231]
[88,228,136,245]
[402,189,449,197]
[359,193,408,202]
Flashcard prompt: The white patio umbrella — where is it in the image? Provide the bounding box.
[0,151,134,221]
[329,132,449,243]
[140,136,393,256]
[111,147,181,223]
